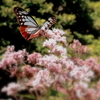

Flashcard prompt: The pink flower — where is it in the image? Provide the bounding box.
[37,55,59,66]
[59,56,74,70]
[0,46,28,69]
[70,39,89,54]
[43,39,57,49]
[47,63,62,73]
[73,81,88,99]
[85,58,100,74]
[6,45,15,53]
[12,49,28,64]
[30,69,55,92]
[74,82,96,100]
[69,66,94,82]
[1,82,20,96]
[42,28,67,56]
[52,28,65,36]
[42,28,65,39]
[51,45,67,55]
[0,57,17,69]
[9,65,19,77]
[72,57,85,66]
[57,36,67,45]
[85,57,97,68]
[21,65,39,77]
[69,67,85,80]
[42,28,67,46]
[27,52,42,64]
[42,29,55,38]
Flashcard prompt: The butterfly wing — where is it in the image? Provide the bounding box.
[13,7,41,40]
[14,7,56,40]
[41,17,56,31]
[27,17,56,40]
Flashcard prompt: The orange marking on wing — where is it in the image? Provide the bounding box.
[20,26,30,40]
[27,30,43,40]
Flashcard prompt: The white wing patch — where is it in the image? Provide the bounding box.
[23,21,37,27]
[41,17,56,30]
[27,16,38,26]
[41,21,50,30]
[26,27,40,34]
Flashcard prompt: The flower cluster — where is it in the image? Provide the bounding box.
[69,39,89,54]
[0,28,100,100]
[1,82,20,96]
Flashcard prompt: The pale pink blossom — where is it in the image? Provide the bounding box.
[12,49,28,64]
[73,82,97,100]
[47,63,62,73]
[37,54,59,66]
[42,29,67,46]
[69,66,85,80]
[42,29,55,38]
[69,66,93,81]
[57,36,67,45]
[72,57,85,66]
[74,82,89,99]
[0,46,28,69]
[21,65,39,77]
[6,45,15,53]
[43,38,57,49]
[42,28,67,56]
[70,39,89,54]
[9,65,19,77]
[0,57,17,69]
[52,28,65,36]
[1,82,20,96]
[27,52,42,64]
[85,57,98,68]
[42,28,65,39]
[56,75,66,83]
[59,56,74,70]
[51,45,67,55]
[30,69,54,92]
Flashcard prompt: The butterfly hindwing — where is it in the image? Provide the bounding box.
[41,17,56,31]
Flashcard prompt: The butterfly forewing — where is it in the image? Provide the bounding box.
[13,7,41,40]
[13,7,39,27]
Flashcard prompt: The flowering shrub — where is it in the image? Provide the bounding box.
[0,28,100,100]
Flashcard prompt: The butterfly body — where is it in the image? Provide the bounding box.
[13,7,56,40]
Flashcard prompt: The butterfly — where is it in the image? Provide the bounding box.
[13,7,56,40]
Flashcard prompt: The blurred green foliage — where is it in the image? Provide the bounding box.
[0,0,100,56]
